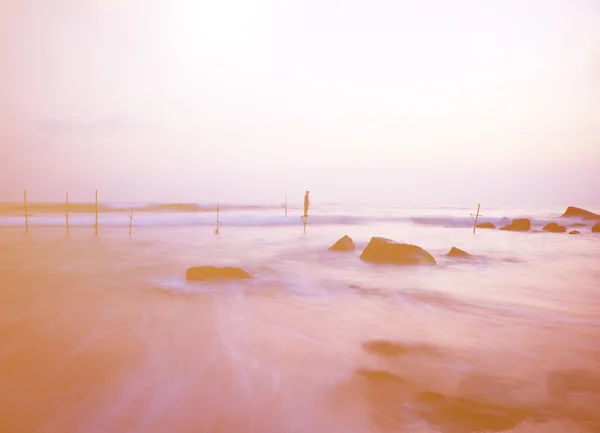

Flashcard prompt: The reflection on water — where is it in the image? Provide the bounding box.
[1,223,599,432]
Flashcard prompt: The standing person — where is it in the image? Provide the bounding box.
[303,191,310,218]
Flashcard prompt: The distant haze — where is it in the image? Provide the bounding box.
[1,0,599,206]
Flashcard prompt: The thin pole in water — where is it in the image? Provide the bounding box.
[472,204,481,234]
[66,193,69,234]
[95,190,99,235]
[24,190,28,232]
[301,215,307,233]
[215,203,223,234]
[281,196,288,216]
[129,207,135,237]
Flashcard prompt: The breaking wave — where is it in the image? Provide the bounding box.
[0,201,595,230]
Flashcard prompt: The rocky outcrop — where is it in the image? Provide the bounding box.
[476,222,495,229]
[185,266,251,281]
[360,237,436,265]
[569,230,580,235]
[499,219,531,232]
[446,247,470,257]
[543,223,567,233]
[571,223,587,227]
[561,207,600,220]
[593,222,600,233]
[328,235,355,252]
[349,367,539,433]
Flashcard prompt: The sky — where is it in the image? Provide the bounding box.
[1,0,599,206]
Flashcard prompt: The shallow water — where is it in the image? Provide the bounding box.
[1,205,599,432]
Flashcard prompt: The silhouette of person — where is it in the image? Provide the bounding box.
[303,191,310,218]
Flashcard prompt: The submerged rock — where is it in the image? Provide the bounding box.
[363,339,440,357]
[569,230,581,235]
[328,235,355,252]
[561,206,600,220]
[572,223,587,227]
[363,340,409,356]
[355,369,408,385]
[352,368,412,429]
[499,219,531,232]
[476,222,496,229]
[446,247,470,257]
[360,237,436,265]
[543,223,567,233]
[547,369,600,398]
[425,404,518,432]
[342,363,543,433]
[418,393,537,433]
[593,222,600,233]
[185,266,251,281]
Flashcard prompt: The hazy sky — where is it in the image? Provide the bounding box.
[1,0,599,205]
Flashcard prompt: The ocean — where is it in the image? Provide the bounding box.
[1,203,599,433]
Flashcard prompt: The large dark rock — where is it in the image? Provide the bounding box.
[569,230,581,235]
[543,223,567,233]
[562,206,600,220]
[446,247,470,257]
[499,219,531,232]
[476,222,496,229]
[329,235,355,252]
[561,207,600,220]
[593,222,600,233]
[186,266,251,281]
[360,237,436,265]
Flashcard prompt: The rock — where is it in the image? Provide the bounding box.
[328,235,355,252]
[547,369,600,398]
[572,223,587,227]
[593,222,600,233]
[569,230,581,235]
[363,340,409,356]
[426,404,517,432]
[185,266,251,281]
[363,339,441,357]
[418,394,536,433]
[446,247,470,257]
[542,223,567,233]
[561,206,600,220]
[499,218,531,232]
[352,368,412,428]
[355,369,408,386]
[359,237,436,265]
[476,222,496,229]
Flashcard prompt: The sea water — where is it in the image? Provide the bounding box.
[1,203,599,432]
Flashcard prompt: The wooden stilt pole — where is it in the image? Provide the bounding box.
[302,191,310,233]
[95,190,99,235]
[129,207,135,237]
[66,193,69,234]
[472,204,481,234]
[24,190,28,232]
[281,196,288,216]
[215,203,223,234]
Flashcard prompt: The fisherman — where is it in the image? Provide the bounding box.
[303,190,310,218]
